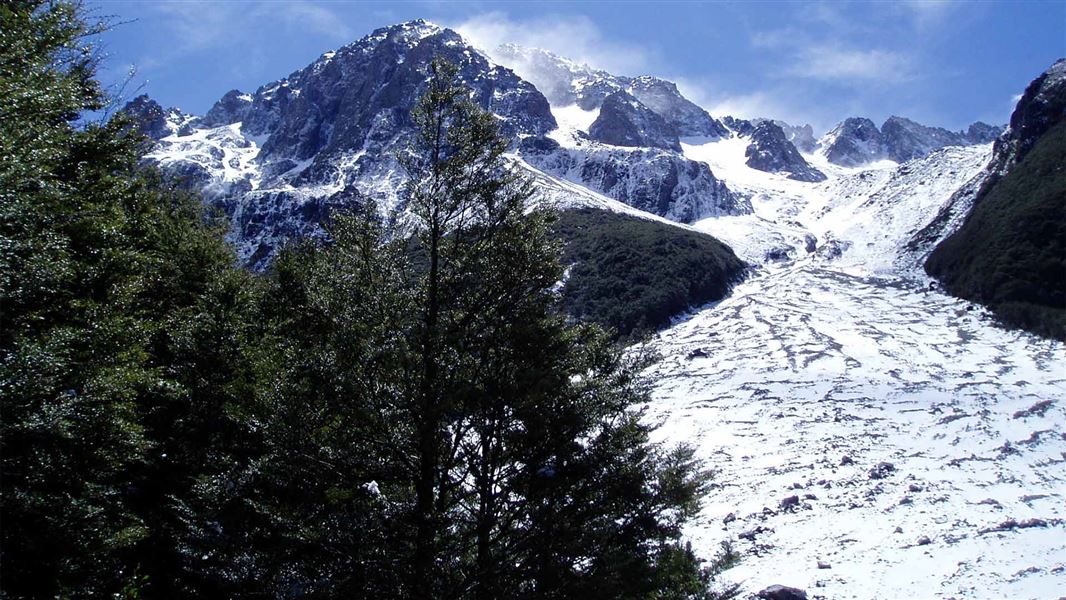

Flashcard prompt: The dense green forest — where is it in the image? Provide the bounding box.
[926,120,1066,341]
[554,210,746,340]
[0,2,735,598]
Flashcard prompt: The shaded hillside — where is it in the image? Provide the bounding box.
[926,119,1065,340]
[554,209,746,339]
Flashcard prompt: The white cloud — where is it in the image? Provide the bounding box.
[897,0,959,29]
[451,12,653,76]
[787,45,914,83]
[149,1,353,55]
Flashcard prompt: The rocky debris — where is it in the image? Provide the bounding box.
[724,512,737,524]
[839,455,855,466]
[739,526,772,541]
[744,121,826,182]
[588,91,682,151]
[817,561,831,569]
[978,518,1052,535]
[1013,400,1054,419]
[779,495,801,511]
[917,535,932,546]
[908,483,924,492]
[868,461,896,480]
[688,348,710,359]
[756,584,808,600]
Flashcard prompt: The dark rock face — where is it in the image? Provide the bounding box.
[881,116,1002,162]
[588,91,681,151]
[627,76,729,137]
[243,21,555,164]
[122,95,177,140]
[722,116,755,137]
[201,89,252,128]
[756,585,808,600]
[965,121,1003,144]
[881,116,967,162]
[997,57,1066,165]
[821,117,886,167]
[744,121,826,182]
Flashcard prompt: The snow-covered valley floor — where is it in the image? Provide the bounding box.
[644,258,1065,600]
[638,139,1066,599]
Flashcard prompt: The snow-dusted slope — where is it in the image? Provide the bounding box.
[644,261,1065,599]
[640,96,1063,600]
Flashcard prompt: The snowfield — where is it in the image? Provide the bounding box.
[641,137,1066,599]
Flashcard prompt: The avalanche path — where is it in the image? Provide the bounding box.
[642,144,1066,599]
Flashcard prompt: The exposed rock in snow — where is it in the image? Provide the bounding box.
[744,121,826,182]
[588,90,681,151]
[491,44,728,138]
[122,94,197,140]
[819,117,886,167]
[201,89,253,128]
[520,134,747,222]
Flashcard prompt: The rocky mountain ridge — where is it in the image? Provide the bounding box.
[128,19,1011,274]
[818,115,1003,167]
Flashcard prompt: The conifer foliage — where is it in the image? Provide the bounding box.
[1,4,730,598]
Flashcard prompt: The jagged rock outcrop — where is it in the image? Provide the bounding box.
[721,115,755,137]
[820,117,886,167]
[995,58,1066,166]
[627,76,729,137]
[242,20,555,163]
[122,94,194,140]
[519,135,746,222]
[821,115,1004,166]
[745,121,826,182]
[492,44,728,138]
[201,89,253,128]
[588,91,681,151]
[775,120,818,152]
[881,116,1004,162]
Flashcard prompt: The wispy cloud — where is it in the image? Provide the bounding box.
[149,1,353,56]
[897,0,960,29]
[452,12,654,76]
[786,45,914,83]
[752,26,914,84]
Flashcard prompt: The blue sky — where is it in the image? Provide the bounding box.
[91,1,1064,134]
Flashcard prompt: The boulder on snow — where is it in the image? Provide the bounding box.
[869,461,896,480]
[756,584,808,600]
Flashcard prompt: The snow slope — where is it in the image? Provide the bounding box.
[641,135,1064,599]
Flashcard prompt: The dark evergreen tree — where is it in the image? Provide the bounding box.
[1,4,733,595]
[1,2,264,596]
